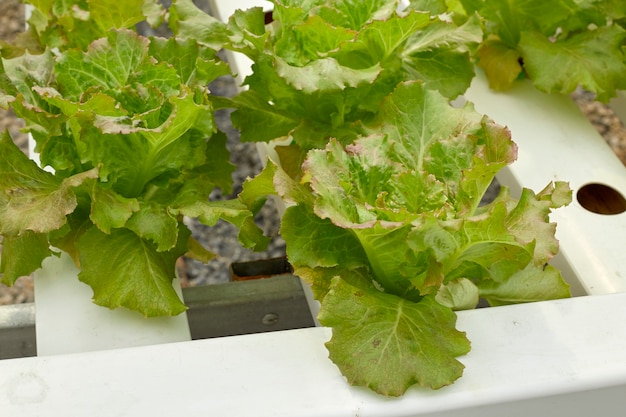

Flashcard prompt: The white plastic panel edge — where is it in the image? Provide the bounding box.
[1,292,626,417]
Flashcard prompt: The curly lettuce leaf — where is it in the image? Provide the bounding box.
[476,37,524,93]
[89,184,140,234]
[174,197,269,252]
[76,225,189,317]
[37,29,222,198]
[230,1,483,153]
[54,29,180,101]
[406,206,533,288]
[0,231,53,286]
[518,26,626,102]
[466,0,626,99]
[280,204,369,270]
[21,0,165,51]
[478,263,570,306]
[330,10,432,68]
[200,130,236,196]
[225,7,269,62]
[1,49,55,109]
[274,56,381,94]
[319,277,470,395]
[399,14,482,98]
[168,0,230,50]
[274,14,357,67]
[308,81,515,222]
[312,0,400,30]
[0,130,98,235]
[87,0,149,32]
[504,182,572,265]
[148,36,231,87]
[125,200,180,252]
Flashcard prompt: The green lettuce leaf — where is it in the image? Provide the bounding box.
[0,231,53,286]
[280,204,368,270]
[226,7,269,61]
[87,0,147,32]
[201,131,236,196]
[168,0,230,50]
[54,29,180,101]
[148,36,231,87]
[518,26,626,102]
[503,182,572,265]
[76,225,189,317]
[312,0,400,30]
[22,0,164,52]
[174,198,269,252]
[89,184,140,234]
[41,29,219,198]
[0,130,98,235]
[435,278,479,310]
[1,49,55,109]
[125,201,180,252]
[476,38,523,91]
[466,0,626,99]
[478,263,570,306]
[331,10,432,68]
[230,0,483,154]
[319,277,470,395]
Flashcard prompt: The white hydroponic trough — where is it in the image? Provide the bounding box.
[1,1,626,415]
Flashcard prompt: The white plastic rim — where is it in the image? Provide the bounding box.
[1,292,626,416]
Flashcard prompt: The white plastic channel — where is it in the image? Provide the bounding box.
[1,292,626,416]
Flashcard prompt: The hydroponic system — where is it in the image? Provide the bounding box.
[0,0,625,416]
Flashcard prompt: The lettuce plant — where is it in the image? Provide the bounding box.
[0,0,268,316]
[224,0,482,151]
[441,0,626,100]
[265,81,571,395]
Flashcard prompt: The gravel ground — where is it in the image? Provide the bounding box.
[1,0,625,305]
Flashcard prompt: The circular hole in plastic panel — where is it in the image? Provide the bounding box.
[576,183,626,215]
